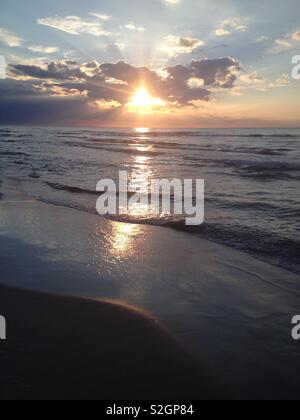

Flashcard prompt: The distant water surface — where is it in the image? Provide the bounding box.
[1,126,299,274]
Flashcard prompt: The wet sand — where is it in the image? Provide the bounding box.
[0,284,219,400]
[1,184,300,399]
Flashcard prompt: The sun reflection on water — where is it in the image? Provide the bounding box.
[126,142,157,218]
[93,129,157,265]
[135,127,150,134]
[111,222,140,256]
[94,221,143,265]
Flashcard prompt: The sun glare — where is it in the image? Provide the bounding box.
[132,88,152,108]
[128,87,165,114]
[135,127,150,134]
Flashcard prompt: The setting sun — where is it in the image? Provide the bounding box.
[127,87,166,114]
[1,0,300,403]
[131,88,152,108]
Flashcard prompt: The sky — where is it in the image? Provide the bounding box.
[0,0,299,128]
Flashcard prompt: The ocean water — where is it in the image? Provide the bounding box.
[1,126,300,274]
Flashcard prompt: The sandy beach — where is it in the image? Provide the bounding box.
[1,0,300,402]
[0,284,220,400]
[1,181,300,399]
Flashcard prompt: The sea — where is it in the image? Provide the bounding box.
[1,126,299,274]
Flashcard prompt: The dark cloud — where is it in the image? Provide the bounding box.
[0,79,43,97]
[100,62,162,91]
[0,94,90,126]
[165,58,240,89]
[1,57,241,125]
[10,62,86,81]
[177,38,202,48]
[190,58,240,87]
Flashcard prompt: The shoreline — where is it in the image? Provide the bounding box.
[5,174,299,277]
[1,187,300,399]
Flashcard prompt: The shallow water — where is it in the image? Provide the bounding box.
[1,126,300,273]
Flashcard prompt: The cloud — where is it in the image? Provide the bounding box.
[0,28,24,47]
[187,57,240,88]
[0,81,91,125]
[188,78,204,88]
[216,29,230,37]
[89,13,111,21]
[2,56,241,125]
[233,69,292,95]
[0,27,60,57]
[255,35,269,43]
[268,37,294,54]
[239,71,265,86]
[164,0,181,4]
[267,29,300,54]
[0,56,242,126]
[292,31,300,42]
[94,99,122,110]
[10,62,87,80]
[28,45,60,54]
[37,15,109,37]
[216,17,247,37]
[268,73,291,89]
[160,35,204,56]
[232,70,266,94]
[0,79,44,97]
[123,23,145,32]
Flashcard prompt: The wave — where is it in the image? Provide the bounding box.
[218,147,286,156]
[45,181,138,198]
[39,192,300,275]
[2,128,299,141]
[46,182,100,195]
[0,151,29,157]
[13,160,27,166]
[238,162,300,180]
[184,156,300,179]
[16,134,33,138]
[41,177,300,273]
[2,126,299,276]
[63,140,294,162]
[117,131,298,139]
[241,162,300,172]
[64,137,292,157]
[207,197,289,212]
[79,144,164,157]
[51,129,300,139]
[116,216,300,274]
[47,181,293,215]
